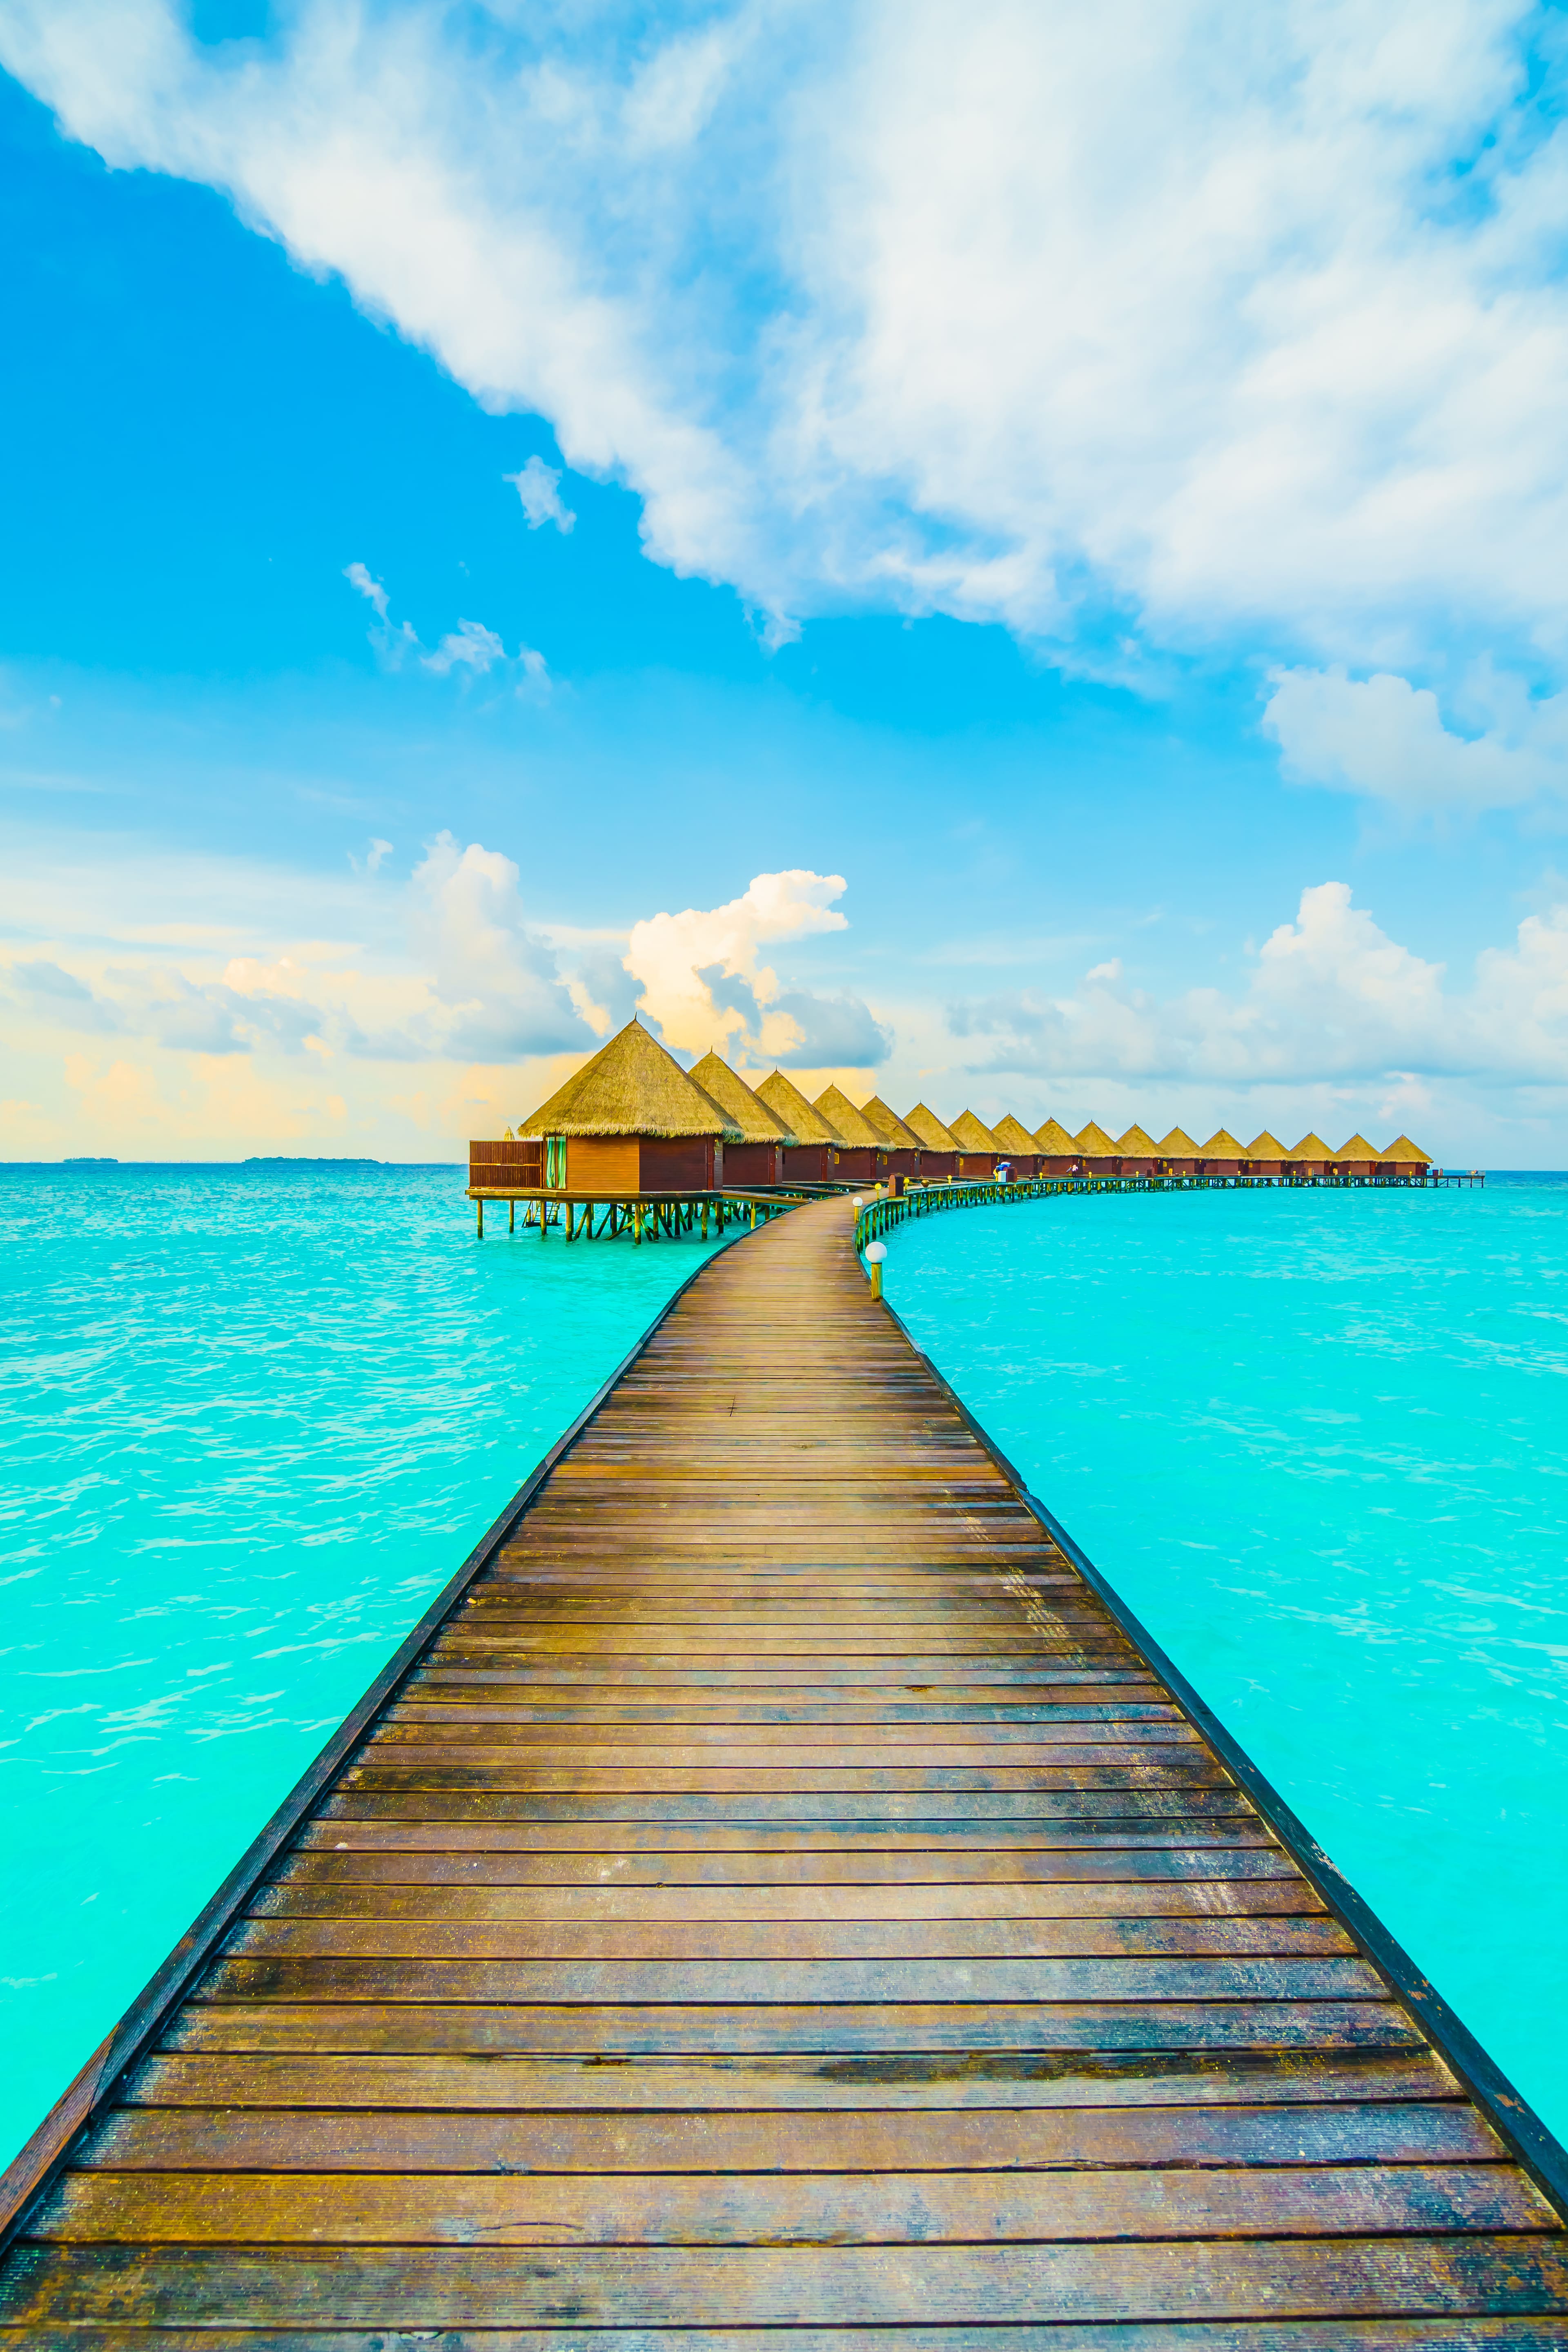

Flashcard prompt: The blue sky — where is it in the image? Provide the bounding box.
[3,2,1568,1161]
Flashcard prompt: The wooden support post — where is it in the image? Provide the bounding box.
[701,1200,709,1240]
[565,1201,576,1242]
[477,1198,484,1238]
[634,1203,644,1245]
[540,1196,549,1238]
[750,1201,757,1231]
[509,1199,515,1233]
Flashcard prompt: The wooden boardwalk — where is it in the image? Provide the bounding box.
[2,1194,1565,2343]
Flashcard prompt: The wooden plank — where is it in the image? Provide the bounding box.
[227,1920,1356,1961]
[33,2161,1554,2245]
[6,2235,1568,2327]
[79,2099,1503,2173]
[194,1953,1384,2001]
[126,2046,1466,2112]
[163,1997,1418,2053]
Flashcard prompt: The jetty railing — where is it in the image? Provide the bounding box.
[855,1167,1477,1253]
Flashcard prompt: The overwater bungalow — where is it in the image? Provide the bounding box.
[815,1085,886,1183]
[1287,1131,1333,1180]
[1331,1132,1379,1182]
[860,1096,924,1181]
[1243,1129,1289,1182]
[1155,1126,1201,1177]
[755,1071,841,1185]
[688,1051,789,1189]
[902,1102,961,1181]
[1198,1128,1245,1180]
[990,1114,1042,1176]
[1115,1123,1158,1177]
[518,1017,737,1193]
[1074,1120,1120,1176]
[1033,1116,1080,1175]
[1377,1134,1433,1181]
[949,1109,1002,1180]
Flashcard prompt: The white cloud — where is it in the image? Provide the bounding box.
[421,619,507,678]
[947,878,1568,1093]
[343,560,389,621]
[505,455,576,534]
[406,832,586,1056]
[622,868,888,1061]
[7,0,1568,680]
[1264,666,1568,815]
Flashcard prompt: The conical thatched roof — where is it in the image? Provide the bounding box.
[1115,1124,1158,1154]
[1033,1117,1077,1154]
[815,1085,882,1149]
[1245,1131,1289,1157]
[1335,1133,1379,1159]
[1380,1134,1433,1164]
[950,1109,1002,1152]
[1290,1132,1333,1158]
[688,1051,790,1144]
[860,1096,922,1149]
[990,1115,1039,1155]
[904,1102,960,1151]
[1156,1127,1200,1155]
[756,1070,840,1145]
[520,1019,737,1140]
[1074,1120,1118,1154]
[1200,1129,1246,1156]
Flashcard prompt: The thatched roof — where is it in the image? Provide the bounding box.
[860,1096,922,1149]
[520,1019,737,1140]
[903,1102,960,1151]
[1074,1120,1118,1154]
[1380,1134,1433,1164]
[688,1051,789,1144]
[756,1070,839,1145]
[950,1109,1002,1152]
[815,1085,882,1149]
[1290,1132,1334,1158]
[1200,1129,1246,1156]
[1245,1131,1289,1158]
[1334,1133,1379,1159]
[990,1115,1039,1154]
[1116,1124,1158,1155]
[1156,1127,1200,1155]
[1033,1117,1077,1154]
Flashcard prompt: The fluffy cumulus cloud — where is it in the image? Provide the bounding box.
[622,869,889,1065]
[7,0,1568,748]
[1264,668,1568,816]
[946,880,1568,1091]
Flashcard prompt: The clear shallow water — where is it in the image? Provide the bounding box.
[0,1164,728,2156]
[886,1176,1568,2142]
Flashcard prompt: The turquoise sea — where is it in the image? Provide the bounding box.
[886,1174,1568,2141]
[1,1165,1565,2162]
[0,1163,728,2156]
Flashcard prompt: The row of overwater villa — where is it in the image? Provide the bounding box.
[468,1018,1436,1200]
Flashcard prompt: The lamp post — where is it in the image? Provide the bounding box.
[864,1238,888,1300]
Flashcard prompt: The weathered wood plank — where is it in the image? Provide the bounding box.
[6,2235,1568,2327]
[78,2099,1503,2173]
[34,2161,1553,2246]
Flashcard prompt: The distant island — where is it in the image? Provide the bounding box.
[62,1156,118,1165]
[243,1156,383,1166]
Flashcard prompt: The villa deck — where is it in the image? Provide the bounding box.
[0,1194,1561,2342]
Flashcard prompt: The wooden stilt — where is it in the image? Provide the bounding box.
[476,1198,483,1238]
[508,1199,515,1234]
[633,1203,643,1246]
